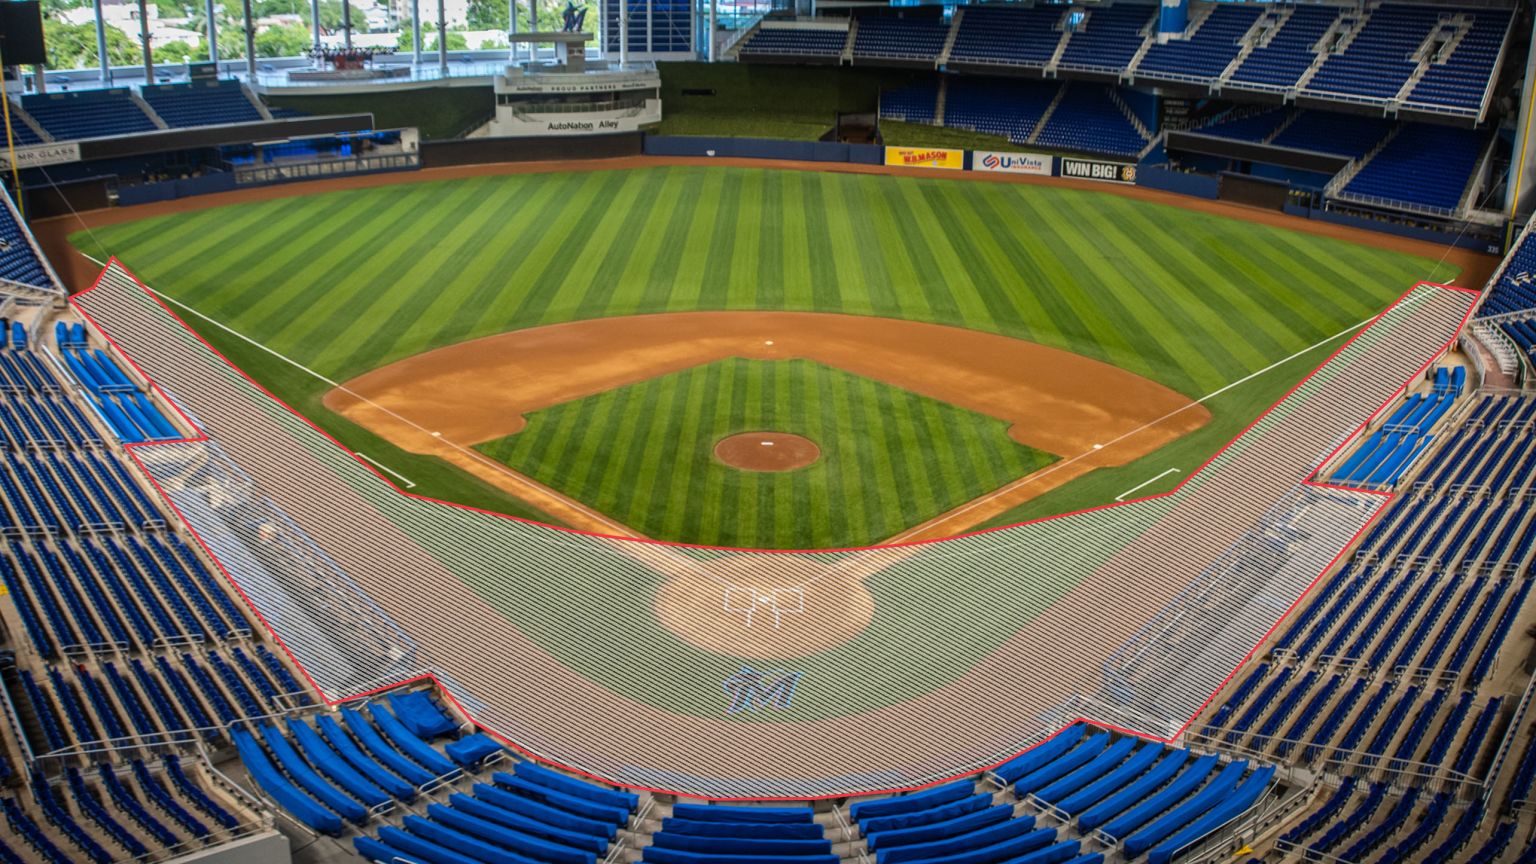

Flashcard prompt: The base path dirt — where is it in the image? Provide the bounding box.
[715,432,821,472]
[323,311,1210,544]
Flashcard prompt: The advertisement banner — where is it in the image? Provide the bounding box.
[9,142,80,170]
[884,146,964,170]
[972,150,1054,176]
[1059,157,1137,184]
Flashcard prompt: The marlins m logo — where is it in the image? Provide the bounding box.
[722,666,803,714]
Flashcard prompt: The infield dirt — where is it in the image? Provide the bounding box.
[322,311,1209,543]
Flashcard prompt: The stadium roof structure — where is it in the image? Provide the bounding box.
[75,261,1475,799]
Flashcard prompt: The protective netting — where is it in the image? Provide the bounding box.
[77,265,1474,798]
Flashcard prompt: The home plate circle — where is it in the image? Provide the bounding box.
[714,432,820,472]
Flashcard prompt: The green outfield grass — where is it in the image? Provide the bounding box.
[74,165,1455,546]
[477,358,1056,548]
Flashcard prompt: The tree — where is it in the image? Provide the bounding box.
[252,0,304,16]
[398,23,467,50]
[314,0,371,32]
[254,23,311,57]
[466,0,508,31]
[43,18,142,69]
[152,39,199,65]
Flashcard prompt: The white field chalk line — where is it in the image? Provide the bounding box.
[129,284,739,592]
[878,304,1414,548]
[1115,468,1182,503]
[356,452,417,488]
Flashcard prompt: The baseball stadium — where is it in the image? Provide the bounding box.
[0,0,1533,861]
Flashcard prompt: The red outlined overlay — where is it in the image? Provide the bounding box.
[66,259,1480,801]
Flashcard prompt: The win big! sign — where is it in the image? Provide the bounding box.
[1060,158,1136,184]
[972,151,1053,176]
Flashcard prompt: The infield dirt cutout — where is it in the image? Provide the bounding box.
[326,311,1210,656]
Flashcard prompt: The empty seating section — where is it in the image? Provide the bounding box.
[1269,109,1392,158]
[1137,5,1264,81]
[648,803,833,863]
[0,200,313,861]
[948,6,1066,68]
[741,2,1508,119]
[739,26,847,59]
[848,723,1276,864]
[227,694,641,862]
[1331,366,1463,487]
[1199,391,1536,861]
[0,193,53,289]
[21,89,157,141]
[3,109,44,146]
[59,329,181,442]
[142,80,263,128]
[1057,5,1155,73]
[1340,122,1486,214]
[1407,8,1511,111]
[1194,108,1290,143]
[1478,230,1536,317]
[852,15,950,63]
[1306,5,1445,102]
[1033,85,1147,157]
[942,78,1060,144]
[1230,5,1341,88]
[879,82,939,125]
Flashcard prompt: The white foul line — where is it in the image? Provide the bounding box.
[1115,467,1181,502]
[355,452,417,488]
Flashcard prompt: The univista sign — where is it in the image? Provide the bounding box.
[973,150,1054,176]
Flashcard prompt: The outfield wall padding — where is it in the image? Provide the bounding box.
[643,135,882,165]
[1134,166,1218,200]
[421,133,643,168]
[1218,172,1289,210]
[117,172,239,207]
[1286,202,1502,253]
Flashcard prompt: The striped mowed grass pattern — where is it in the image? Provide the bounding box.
[475,358,1056,549]
[78,166,1450,528]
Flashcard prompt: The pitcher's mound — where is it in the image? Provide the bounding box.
[715,432,820,472]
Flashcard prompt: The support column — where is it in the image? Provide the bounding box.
[139,0,154,81]
[311,0,322,51]
[528,0,536,60]
[243,0,256,78]
[707,0,714,61]
[437,0,448,72]
[206,0,219,61]
[1158,0,1189,42]
[342,0,353,49]
[92,0,111,83]
[413,0,423,65]
[619,0,627,63]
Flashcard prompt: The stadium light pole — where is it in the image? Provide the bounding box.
[437,0,448,73]
[243,0,256,79]
[206,0,219,62]
[92,0,112,84]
